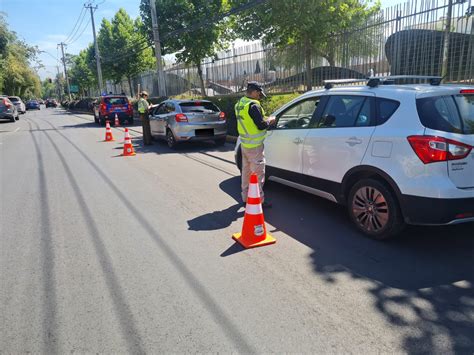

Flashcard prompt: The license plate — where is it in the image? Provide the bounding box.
[195,129,214,137]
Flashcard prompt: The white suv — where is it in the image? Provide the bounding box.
[234,77,474,239]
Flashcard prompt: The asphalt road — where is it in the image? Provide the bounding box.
[1,108,473,354]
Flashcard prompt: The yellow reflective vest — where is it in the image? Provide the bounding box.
[235,96,267,149]
[138,98,149,114]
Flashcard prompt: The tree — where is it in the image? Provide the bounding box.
[230,0,380,90]
[140,0,231,96]
[98,9,155,95]
[69,45,97,97]
[0,13,41,97]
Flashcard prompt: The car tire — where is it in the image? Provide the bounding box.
[98,115,106,126]
[214,137,226,146]
[10,116,16,122]
[236,146,242,171]
[166,129,177,149]
[347,178,405,240]
[128,118,134,125]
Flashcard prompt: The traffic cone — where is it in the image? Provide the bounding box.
[232,173,276,248]
[122,128,136,156]
[104,121,114,142]
[114,113,120,127]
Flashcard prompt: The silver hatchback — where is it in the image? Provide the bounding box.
[149,99,227,148]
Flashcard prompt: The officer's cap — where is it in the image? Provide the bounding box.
[247,81,267,98]
[140,91,149,97]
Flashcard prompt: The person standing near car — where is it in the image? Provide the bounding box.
[138,91,152,145]
[235,82,275,207]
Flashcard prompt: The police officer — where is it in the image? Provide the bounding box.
[235,82,275,207]
[138,91,152,145]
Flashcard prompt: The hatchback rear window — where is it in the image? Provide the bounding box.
[416,95,473,134]
[180,101,219,113]
[8,97,19,102]
[104,97,128,105]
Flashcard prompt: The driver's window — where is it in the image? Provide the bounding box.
[276,97,320,130]
[154,103,167,115]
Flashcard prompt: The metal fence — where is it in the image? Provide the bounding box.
[106,0,474,97]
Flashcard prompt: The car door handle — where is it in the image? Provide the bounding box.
[293,137,304,144]
[346,137,363,146]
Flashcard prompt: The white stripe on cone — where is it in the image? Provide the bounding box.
[248,183,260,198]
[245,203,263,215]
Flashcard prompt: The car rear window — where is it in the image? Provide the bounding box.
[8,97,19,102]
[104,97,128,105]
[179,101,219,113]
[416,95,473,134]
[376,98,400,125]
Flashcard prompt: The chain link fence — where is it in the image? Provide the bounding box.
[105,0,473,97]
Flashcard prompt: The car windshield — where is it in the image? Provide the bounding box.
[104,97,128,105]
[454,94,474,134]
[180,101,219,113]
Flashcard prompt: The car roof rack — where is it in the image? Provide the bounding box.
[324,75,443,89]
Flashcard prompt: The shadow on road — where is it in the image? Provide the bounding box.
[197,175,474,353]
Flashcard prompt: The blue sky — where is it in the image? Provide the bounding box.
[1,0,401,80]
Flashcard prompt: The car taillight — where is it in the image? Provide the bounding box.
[407,135,472,164]
[3,98,11,108]
[218,111,226,121]
[100,103,107,112]
[460,89,474,94]
[175,113,188,122]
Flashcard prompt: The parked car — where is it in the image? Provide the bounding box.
[0,96,19,122]
[149,99,227,148]
[8,96,26,114]
[234,77,474,240]
[26,100,41,110]
[45,98,58,108]
[93,95,133,126]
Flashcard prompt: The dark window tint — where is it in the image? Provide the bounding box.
[318,95,369,128]
[165,102,176,112]
[104,97,128,105]
[153,104,167,115]
[8,97,19,102]
[376,98,400,125]
[454,94,474,134]
[180,101,219,113]
[416,96,463,134]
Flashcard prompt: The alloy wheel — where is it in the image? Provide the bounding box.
[352,186,389,233]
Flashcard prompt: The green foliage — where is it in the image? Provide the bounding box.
[139,0,232,96]
[0,13,40,97]
[98,9,155,95]
[230,0,380,88]
[68,45,97,96]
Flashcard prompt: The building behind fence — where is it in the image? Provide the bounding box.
[105,0,474,97]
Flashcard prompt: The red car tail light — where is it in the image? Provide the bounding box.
[460,89,474,94]
[100,103,107,113]
[407,135,472,164]
[175,113,188,122]
[218,111,226,121]
[3,98,11,108]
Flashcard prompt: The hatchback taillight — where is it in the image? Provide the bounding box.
[175,113,188,122]
[218,111,226,121]
[3,98,11,108]
[100,103,107,112]
[407,135,472,164]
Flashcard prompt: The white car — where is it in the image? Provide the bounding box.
[8,96,26,114]
[235,76,474,239]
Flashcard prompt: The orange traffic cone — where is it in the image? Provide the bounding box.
[104,120,114,142]
[114,113,120,127]
[232,173,276,248]
[122,128,136,156]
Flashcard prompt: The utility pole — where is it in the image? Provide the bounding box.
[56,65,62,101]
[149,0,167,96]
[58,42,72,101]
[85,2,104,94]
[441,0,453,80]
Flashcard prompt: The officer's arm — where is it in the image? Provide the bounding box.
[248,103,270,130]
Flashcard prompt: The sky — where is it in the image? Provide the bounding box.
[1,0,402,80]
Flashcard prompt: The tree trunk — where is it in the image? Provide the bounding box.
[197,63,206,97]
[127,77,133,97]
[304,37,313,91]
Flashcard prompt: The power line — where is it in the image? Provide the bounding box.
[64,7,87,44]
[67,14,92,45]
